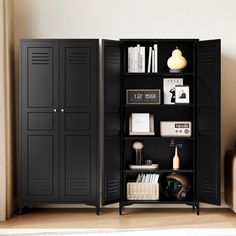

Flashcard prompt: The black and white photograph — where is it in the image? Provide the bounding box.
[175,85,190,104]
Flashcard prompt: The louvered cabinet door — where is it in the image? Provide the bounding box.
[197,39,221,205]
[59,40,99,202]
[102,40,121,205]
[20,41,59,202]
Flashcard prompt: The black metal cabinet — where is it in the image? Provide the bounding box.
[19,39,99,213]
[103,39,221,215]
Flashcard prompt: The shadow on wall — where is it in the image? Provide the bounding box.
[221,54,236,152]
[13,0,35,210]
[221,54,236,195]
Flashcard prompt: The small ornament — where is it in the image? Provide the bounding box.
[173,145,180,170]
[145,159,152,165]
[167,47,187,73]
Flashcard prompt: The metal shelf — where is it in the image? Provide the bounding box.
[124,169,195,174]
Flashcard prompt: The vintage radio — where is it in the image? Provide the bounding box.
[160,121,192,137]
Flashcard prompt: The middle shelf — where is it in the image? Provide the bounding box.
[124,169,195,174]
[124,136,195,140]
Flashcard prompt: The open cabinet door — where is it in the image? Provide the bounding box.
[102,40,121,205]
[197,39,221,205]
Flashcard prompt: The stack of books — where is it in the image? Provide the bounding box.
[127,174,159,200]
[128,44,145,73]
[147,44,158,73]
[136,173,159,183]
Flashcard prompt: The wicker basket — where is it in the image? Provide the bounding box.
[127,182,159,200]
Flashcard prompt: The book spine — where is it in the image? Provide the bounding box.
[147,47,152,73]
[137,44,140,72]
[154,44,158,73]
[140,47,145,72]
[128,47,132,73]
[152,50,155,73]
[132,47,135,73]
[134,47,138,72]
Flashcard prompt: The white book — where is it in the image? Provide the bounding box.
[131,113,150,133]
[137,44,140,72]
[139,173,143,183]
[154,174,159,183]
[152,49,155,73]
[151,174,154,183]
[154,174,158,183]
[134,47,139,72]
[142,174,146,183]
[147,47,152,73]
[131,47,135,72]
[140,47,145,72]
[136,173,141,182]
[149,174,152,183]
[128,47,132,73]
[153,174,157,183]
[154,44,158,73]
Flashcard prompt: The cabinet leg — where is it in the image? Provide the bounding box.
[19,205,29,215]
[96,204,100,216]
[196,202,200,215]
[119,202,123,215]
[19,207,23,215]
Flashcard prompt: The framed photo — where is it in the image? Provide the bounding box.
[129,113,155,136]
[126,89,161,105]
[175,86,190,104]
[163,78,183,104]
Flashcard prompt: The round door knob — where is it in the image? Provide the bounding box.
[61,109,64,112]
[53,109,57,112]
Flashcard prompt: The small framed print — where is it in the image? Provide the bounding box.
[175,85,190,104]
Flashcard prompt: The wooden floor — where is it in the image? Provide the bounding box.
[0,208,235,229]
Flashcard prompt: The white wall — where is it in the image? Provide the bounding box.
[13,0,236,206]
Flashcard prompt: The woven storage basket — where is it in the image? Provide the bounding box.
[127,182,159,200]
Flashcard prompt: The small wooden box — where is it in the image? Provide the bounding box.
[127,182,159,200]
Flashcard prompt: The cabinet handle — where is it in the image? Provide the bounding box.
[53,109,57,112]
[61,109,64,112]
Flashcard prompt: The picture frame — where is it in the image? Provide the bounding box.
[163,78,183,104]
[129,113,155,136]
[175,85,190,104]
[126,89,161,105]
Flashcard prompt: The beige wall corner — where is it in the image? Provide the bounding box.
[0,0,7,221]
[0,0,14,221]
[4,0,14,220]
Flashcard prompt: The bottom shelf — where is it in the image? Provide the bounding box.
[125,172,195,204]
[122,200,196,205]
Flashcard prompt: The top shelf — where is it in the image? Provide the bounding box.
[123,72,194,77]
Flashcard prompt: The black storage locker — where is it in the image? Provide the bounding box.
[19,39,99,214]
[103,38,221,215]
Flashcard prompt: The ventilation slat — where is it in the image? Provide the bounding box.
[67,177,89,192]
[68,52,89,65]
[107,179,119,195]
[31,51,50,65]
